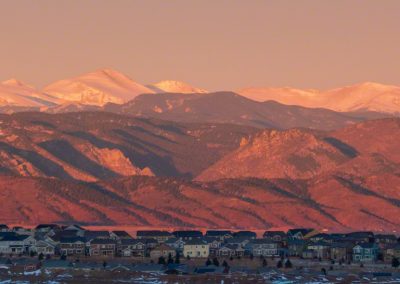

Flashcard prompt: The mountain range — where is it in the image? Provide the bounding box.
[1,68,400,231]
[1,68,400,115]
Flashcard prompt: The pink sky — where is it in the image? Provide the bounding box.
[0,0,399,91]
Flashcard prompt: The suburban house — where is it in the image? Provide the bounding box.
[330,242,354,261]
[164,237,185,253]
[89,238,117,257]
[246,239,280,257]
[383,243,400,262]
[136,231,173,243]
[0,225,9,232]
[216,244,245,257]
[59,237,86,256]
[375,234,398,248]
[149,243,176,259]
[288,239,306,256]
[305,241,331,259]
[183,239,209,258]
[118,239,146,257]
[0,234,35,255]
[173,231,203,241]
[353,243,379,262]
[35,240,56,256]
[204,237,223,256]
[205,230,232,241]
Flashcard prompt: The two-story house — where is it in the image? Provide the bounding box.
[89,238,117,256]
[353,243,379,263]
[183,239,209,258]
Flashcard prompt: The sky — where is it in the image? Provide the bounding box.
[0,0,399,91]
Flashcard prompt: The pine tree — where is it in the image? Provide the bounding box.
[285,259,292,268]
[392,257,400,268]
[167,253,174,264]
[213,257,220,266]
[205,258,212,266]
[158,256,166,265]
[277,260,283,268]
[175,252,180,264]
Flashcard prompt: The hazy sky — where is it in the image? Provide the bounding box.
[1,0,399,91]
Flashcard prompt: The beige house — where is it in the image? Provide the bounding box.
[183,239,209,258]
[149,244,176,259]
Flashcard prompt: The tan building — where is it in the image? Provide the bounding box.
[149,244,176,259]
[183,239,209,258]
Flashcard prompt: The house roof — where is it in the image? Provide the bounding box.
[84,230,110,241]
[225,237,251,244]
[0,234,31,242]
[263,231,287,238]
[0,225,9,229]
[288,228,313,236]
[120,239,146,246]
[173,231,203,238]
[112,231,132,238]
[60,236,86,243]
[35,224,60,230]
[137,230,172,237]
[205,230,232,237]
[184,239,207,245]
[90,238,116,245]
[354,242,377,249]
[346,231,374,239]
[233,231,256,238]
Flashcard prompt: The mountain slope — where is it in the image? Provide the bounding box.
[147,80,207,94]
[239,82,400,114]
[0,112,256,180]
[0,79,60,109]
[197,118,400,181]
[1,174,400,231]
[110,92,366,130]
[43,69,154,106]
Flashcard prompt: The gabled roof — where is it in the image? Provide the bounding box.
[60,236,86,243]
[0,224,9,229]
[346,231,374,238]
[184,238,208,245]
[233,231,256,238]
[173,231,203,238]
[137,230,172,237]
[288,228,313,236]
[205,230,232,237]
[112,231,132,238]
[0,234,31,242]
[84,230,110,241]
